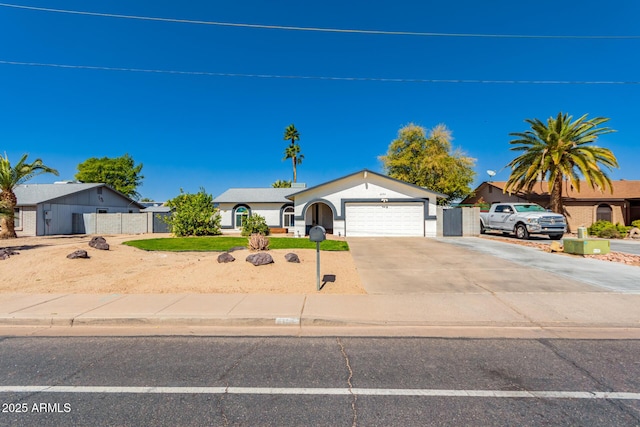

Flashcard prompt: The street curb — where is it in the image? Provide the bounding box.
[2,316,639,332]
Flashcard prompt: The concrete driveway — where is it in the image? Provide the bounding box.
[347,237,606,295]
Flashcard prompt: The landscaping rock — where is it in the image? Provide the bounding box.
[217,252,235,263]
[284,253,300,263]
[0,248,19,260]
[67,250,90,259]
[88,236,110,250]
[246,253,274,266]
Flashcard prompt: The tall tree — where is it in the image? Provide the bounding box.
[282,124,304,183]
[0,153,59,239]
[75,153,144,199]
[505,112,618,214]
[380,123,476,204]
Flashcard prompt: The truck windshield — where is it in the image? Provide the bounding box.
[514,204,546,213]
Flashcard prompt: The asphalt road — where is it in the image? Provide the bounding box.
[609,240,640,256]
[1,336,639,426]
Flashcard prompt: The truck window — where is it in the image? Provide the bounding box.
[514,204,546,213]
[494,205,510,213]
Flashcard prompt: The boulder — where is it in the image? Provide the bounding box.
[89,236,110,250]
[217,252,235,263]
[246,253,274,266]
[67,250,90,259]
[284,253,300,263]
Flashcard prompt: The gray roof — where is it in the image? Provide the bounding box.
[213,188,300,204]
[13,183,144,207]
[286,169,448,199]
[15,183,103,205]
[142,206,172,213]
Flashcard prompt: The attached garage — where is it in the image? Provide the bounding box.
[345,202,425,237]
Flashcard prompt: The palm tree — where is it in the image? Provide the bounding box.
[282,124,304,183]
[0,153,59,239]
[505,113,618,214]
[0,200,11,222]
[271,180,292,188]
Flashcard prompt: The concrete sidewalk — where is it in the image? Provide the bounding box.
[2,237,640,338]
[1,291,639,338]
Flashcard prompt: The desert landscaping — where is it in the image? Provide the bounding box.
[0,234,366,295]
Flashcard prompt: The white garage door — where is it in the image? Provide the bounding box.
[345,202,424,237]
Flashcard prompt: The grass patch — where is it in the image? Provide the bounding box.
[123,236,349,252]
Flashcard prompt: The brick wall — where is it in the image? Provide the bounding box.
[564,201,625,231]
[79,212,158,234]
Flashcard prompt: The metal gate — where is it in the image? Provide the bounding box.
[443,208,463,236]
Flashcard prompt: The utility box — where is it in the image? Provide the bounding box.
[563,238,610,255]
[577,227,588,239]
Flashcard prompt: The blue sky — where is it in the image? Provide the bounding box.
[1,1,639,201]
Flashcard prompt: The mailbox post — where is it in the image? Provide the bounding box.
[308,226,326,291]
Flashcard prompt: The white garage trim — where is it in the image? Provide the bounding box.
[345,202,424,237]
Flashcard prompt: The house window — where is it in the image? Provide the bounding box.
[283,206,295,227]
[14,208,21,229]
[97,208,109,214]
[235,206,249,228]
[596,204,612,222]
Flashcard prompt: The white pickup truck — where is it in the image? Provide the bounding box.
[480,203,567,240]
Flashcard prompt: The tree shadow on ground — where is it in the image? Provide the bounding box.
[0,244,49,252]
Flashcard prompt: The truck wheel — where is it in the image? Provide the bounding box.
[480,222,486,234]
[549,234,563,240]
[515,224,529,239]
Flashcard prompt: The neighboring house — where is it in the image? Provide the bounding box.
[214,169,445,237]
[462,180,640,231]
[14,183,144,236]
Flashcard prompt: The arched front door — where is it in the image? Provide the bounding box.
[305,202,334,235]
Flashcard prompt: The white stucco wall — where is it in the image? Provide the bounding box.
[425,219,437,237]
[218,203,234,228]
[218,202,292,229]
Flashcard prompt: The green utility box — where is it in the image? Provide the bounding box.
[563,238,610,255]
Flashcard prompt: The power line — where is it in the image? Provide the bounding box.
[1,60,639,85]
[1,2,639,40]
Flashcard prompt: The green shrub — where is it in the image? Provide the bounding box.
[599,227,621,239]
[616,222,631,235]
[587,220,628,239]
[163,188,221,237]
[632,219,640,229]
[241,214,270,237]
[587,220,613,237]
